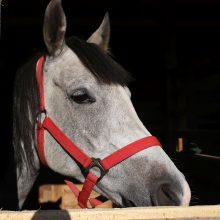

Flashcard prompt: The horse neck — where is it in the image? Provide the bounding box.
[15,138,40,209]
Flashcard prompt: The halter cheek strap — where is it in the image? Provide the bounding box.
[36,55,162,208]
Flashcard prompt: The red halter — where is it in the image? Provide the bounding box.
[36,55,162,208]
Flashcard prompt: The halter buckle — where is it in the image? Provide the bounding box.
[36,109,48,124]
[86,158,108,181]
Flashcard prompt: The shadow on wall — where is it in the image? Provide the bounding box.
[32,209,71,220]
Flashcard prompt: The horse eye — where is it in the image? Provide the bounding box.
[71,90,95,104]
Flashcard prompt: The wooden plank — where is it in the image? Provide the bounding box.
[176,137,184,152]
[39,184,112,209]
[0,205,220,220]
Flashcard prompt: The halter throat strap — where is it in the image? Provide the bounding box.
[36,55,162,208]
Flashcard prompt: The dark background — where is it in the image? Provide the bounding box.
[0,0,220,209]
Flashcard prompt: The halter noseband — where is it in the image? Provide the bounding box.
[36,55,162,208]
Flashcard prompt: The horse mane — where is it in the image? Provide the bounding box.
[13,54,42,173]
[13,37,132,173]
[66,37,132,85]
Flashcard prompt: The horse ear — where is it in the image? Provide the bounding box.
[43,0,66,56]
[87,12,110,51]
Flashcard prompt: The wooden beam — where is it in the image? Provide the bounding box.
[1,205,220,220]
[39,184,112,209]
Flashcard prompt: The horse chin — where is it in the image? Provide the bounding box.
[113,182,191,207]
[119,198,155,208]
[114,195,153,208]
[121,197,137,207]
[119,195,178,208]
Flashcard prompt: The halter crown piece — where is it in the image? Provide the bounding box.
[36,55,162,208]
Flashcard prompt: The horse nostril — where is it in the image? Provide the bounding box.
[157,184,181,206]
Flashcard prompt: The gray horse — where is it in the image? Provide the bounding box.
[13,0,191,209]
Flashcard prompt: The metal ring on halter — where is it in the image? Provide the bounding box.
[36,109,48,124]
[85,158,108,181]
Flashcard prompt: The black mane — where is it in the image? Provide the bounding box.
[13,54,42,173]
[66,37,132,85]
[13,37,132,172]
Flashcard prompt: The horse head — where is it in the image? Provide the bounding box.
[14,0,191,209]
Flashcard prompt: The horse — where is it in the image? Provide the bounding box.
[12,0,191,209]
